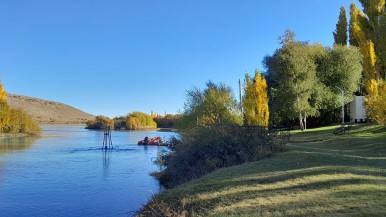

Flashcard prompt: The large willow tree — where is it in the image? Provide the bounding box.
[242,70,269,127]
[266,30,362,130]
[264,30,324,130]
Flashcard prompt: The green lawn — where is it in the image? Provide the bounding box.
[140,124,386,217]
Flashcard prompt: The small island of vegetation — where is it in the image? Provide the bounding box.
[85,111,181,130]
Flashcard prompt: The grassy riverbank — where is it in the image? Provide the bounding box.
[140,124,386,216]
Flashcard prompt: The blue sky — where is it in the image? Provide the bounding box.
[0,0,360,118]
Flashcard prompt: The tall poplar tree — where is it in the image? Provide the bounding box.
[0,80,6,103]
[365,79,386,126]
[349,1,386,83]
[0,80,10,132]
[333,6,348,45]
[350,3,377,88]
[243,70,269,127]
[348,1,386,125]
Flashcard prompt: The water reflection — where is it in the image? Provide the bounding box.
[102,149,112,178]
[143,145,149,154]
[0,136,37,153]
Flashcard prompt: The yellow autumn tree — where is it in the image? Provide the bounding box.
[365,79,386,126]
[0,80,6,103]
[126,116,140,130]
[350,3,377,89]
[349,2,386,125]
[0,81,10,132]
[85,115,114,129]
[242,70,269,127]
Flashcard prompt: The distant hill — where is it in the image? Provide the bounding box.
[6,93,95,124]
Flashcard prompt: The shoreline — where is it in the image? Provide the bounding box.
[37,122,88,125]
[0,133,31,138]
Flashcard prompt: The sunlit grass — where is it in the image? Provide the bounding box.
[140,124,386,216]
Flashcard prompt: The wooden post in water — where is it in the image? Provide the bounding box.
[102,126,113,149]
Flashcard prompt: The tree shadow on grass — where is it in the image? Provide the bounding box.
[177,174,386,216]
[210,186,386,217]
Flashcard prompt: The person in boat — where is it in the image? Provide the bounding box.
[144,136,149,145]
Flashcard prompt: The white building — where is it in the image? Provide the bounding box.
[350,96,367,123]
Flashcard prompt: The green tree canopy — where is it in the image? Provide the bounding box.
[265,32,325,129]
[176,81,242,131]
[153,114,182,128]
[317,44,363,109]
[333,6,348,45]
[265,31,362,129]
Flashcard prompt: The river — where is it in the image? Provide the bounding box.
[0,125,176,217]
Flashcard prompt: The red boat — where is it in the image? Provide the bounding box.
[138,136,162,145]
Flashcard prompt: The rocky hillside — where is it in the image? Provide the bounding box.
[6,93,95,124]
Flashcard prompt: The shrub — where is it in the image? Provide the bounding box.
[8,108,41,135]
[85,115,114,129]
[0,102,40,135]
[113,116,127,130]
[157,124,282,188]
[0,81,40,135]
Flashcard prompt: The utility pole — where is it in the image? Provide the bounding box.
[239,79,243,114]
[335,86,344,127]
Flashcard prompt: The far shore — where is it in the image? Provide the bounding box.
[38,122,88,125]
[95,127,176,132]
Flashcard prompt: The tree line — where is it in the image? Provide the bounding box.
[175,31,364,131]
[85,112,181,130]
[91,1,386,132]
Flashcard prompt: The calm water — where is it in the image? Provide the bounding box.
[0,125,176,217]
